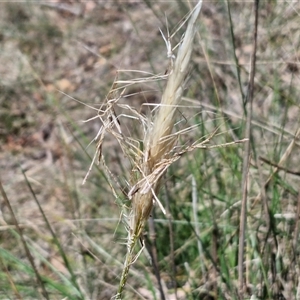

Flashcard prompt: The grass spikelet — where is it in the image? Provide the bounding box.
[129,0,202,255]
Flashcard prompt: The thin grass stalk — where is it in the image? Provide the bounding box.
[293,190,300,255]
[148,214,165,300]
[0,258,22,299]
[226,0,244,100]
[238,0,259,297]
[164,181,178,299]
[191,175,205,275]
[116,1,203,298]
[20,168,84,299]
[256,156,279,262]
[0,178,49,300]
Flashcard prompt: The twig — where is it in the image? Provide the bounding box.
[259,156,300,176]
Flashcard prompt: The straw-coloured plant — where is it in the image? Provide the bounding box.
[113,2,203,296]
[84,0,241,297]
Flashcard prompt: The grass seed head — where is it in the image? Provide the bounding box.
[90,1,203,297]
